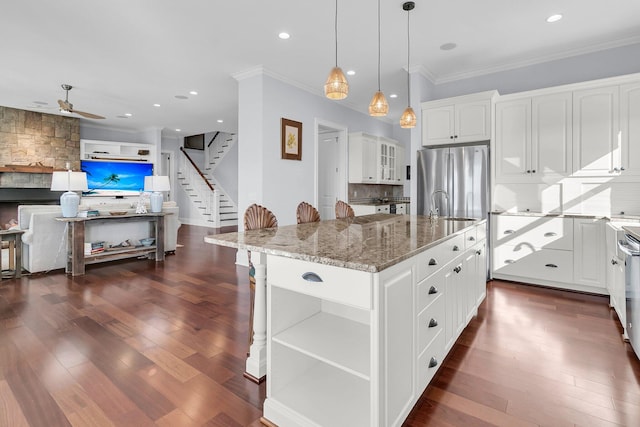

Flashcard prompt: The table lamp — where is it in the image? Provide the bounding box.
[50,169,88,217]
[144,175,171,213]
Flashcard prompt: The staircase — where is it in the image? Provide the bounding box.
[177,133,238,228]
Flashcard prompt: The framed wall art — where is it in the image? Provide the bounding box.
[281,118,302,161]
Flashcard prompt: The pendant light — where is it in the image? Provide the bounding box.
[369,0,388,116]
[324,0,349,100]
[400,1,417,128]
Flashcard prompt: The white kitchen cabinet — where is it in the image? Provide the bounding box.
[620,82,640,176]
[422,97,493,146]
[264,221,487,426]
[349,132,403,185]
[491,213,608,294]
[572,85,620,176]
[394,144,405,184]
[474,241,487,306]
[494,92,572,182]
[573,218,605,290]
[349,132,378,183]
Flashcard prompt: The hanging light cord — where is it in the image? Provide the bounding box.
[377,0,381,91]
[334,0,338,67]
[406,5,411,105]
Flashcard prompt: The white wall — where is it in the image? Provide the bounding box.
[237,70,395,226]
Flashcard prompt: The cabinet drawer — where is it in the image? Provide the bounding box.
[417,268,445,312]
[417,330,445,392]
[494,215,573,250]
[267,256,372,309]
[493,246,573,283]
[464,228,478,249]
[475,223,487,242]
[417,294,445,354]
[417,234,465,281]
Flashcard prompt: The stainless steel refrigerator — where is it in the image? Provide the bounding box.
[416,144,489,220]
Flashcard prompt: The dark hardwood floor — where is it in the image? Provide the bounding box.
[1,224,639,426]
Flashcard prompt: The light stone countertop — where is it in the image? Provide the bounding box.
[623,226,640,242]
[204,214,484,273]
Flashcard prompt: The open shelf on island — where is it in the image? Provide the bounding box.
[272,311,370,380]
[268,351,370,427]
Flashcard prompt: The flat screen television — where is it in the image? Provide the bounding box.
[81,160,153,197]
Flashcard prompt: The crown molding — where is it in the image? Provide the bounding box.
[433,36,640,84]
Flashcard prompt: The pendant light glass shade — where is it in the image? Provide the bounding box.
[400,1,416,128]
[369,91,389,116]
[325,0,348,99]
[400,106,417,128]
[325,66,349,99]
[370,0,387,117]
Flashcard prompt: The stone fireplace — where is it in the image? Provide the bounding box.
[0,106,80,227]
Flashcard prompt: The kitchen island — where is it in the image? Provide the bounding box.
[205,214,487,427]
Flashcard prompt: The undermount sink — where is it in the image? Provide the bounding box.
[442,217,476,221]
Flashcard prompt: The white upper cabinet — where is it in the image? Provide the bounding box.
[620,82,640,176]
[494,92,572,183]
[494,98,531,180]
[394,144,405,184]
[572,85,620,176]
[421,91,497,146]
[349,133,403,185]
[532,92,573,176]
[349,133,378,183]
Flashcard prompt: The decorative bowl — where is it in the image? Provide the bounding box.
[140,238,155,246]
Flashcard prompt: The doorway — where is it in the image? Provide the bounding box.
[160,151,174,202]
[315,120,348,220]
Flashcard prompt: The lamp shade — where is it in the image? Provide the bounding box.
[50,171,88,191]
[144,175,171,192]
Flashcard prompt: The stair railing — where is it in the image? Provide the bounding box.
[179,147,220,225]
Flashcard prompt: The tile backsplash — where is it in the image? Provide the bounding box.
[348,183,405,201]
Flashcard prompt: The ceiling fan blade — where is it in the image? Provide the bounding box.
[72,109,105,119]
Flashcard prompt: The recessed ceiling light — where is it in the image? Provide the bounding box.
[346,70,356,76]
[189,91,198,95]
[546,14,563,23]
[153,103,161,107]
[440,42,457,51]
[278,32,290,40]
[175,128,181,132]
[389,94,398,99]
[175,95,188,100]
[124,113,132,117]
[33,101,48,105]
[217,119,224,123]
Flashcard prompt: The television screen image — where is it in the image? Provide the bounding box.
[81,160,153,196]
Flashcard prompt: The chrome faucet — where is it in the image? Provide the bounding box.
[430,190,449,219]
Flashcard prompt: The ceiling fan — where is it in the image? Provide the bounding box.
[58,84,105,119]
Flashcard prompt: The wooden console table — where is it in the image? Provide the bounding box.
[56,213,166,276]
[1,229,24,279]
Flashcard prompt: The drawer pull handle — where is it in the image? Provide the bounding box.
[544,232,557,237]
[302,272,323,282]
[428,286,438,295]
[468,236,475,241]
[545,263,558,268]
[505,259,516,264]
[428,357,438,368]
[453,245,460,252]
[476,249,482,255]
[428,258,438,266]
[428,318,438,328]
[454,266,462,273]
[504,229,515,234]
[611,258,618,265]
